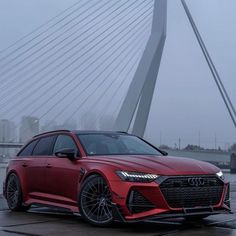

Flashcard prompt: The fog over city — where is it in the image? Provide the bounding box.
[0,0,235,149]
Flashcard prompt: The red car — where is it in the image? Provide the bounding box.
[3,130,230,226]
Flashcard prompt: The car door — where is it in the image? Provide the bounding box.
[45,134,81,206]
[17,139,39,196]
[26,135,56,199]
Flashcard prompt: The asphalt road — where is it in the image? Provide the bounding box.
[0,174,235,236]
[0,195,235,235]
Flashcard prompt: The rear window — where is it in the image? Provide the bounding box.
[18,139,38,156]
[33,135,56,156]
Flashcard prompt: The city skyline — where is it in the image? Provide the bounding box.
[0,115,234,150]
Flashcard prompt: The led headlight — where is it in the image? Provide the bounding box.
[216,170,224,180]
[116,171,159,182]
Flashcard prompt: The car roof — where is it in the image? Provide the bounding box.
[74,130,129,135]
[33,130,129,138]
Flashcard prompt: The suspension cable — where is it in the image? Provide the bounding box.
[0,0,81,54]
[5,3,152,119]
[0,0,106,75]
[0,0,150,112]
[21,13,152,122]
[59,28,150,123]
[181,0,236,128]
[0,0,131,98]
[96,50,143,126]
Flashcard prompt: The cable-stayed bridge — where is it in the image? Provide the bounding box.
[0,0,235,148]
[0,0,153,139]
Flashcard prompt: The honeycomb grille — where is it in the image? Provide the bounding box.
[160,176,224,208]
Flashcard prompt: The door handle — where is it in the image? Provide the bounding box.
[22,163,28,167]
[46,164,52,168]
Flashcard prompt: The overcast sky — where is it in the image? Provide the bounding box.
[0,0,235,149]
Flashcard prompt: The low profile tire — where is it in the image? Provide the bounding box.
[6,173,30,211]
[79,175,113,226]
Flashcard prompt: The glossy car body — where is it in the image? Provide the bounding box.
[3,130,230,225]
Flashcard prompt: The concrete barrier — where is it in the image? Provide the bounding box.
[230,153,236,173]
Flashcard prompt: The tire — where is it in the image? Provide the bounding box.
[79,175,113,226]
[6,173,30,211]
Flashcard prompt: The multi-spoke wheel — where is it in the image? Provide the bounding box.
[6,173,29,211]
[79,175,113,226]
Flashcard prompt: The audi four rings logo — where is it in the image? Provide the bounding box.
[188,177,205,186]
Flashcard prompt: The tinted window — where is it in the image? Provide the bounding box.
[33,136,56,156]
[18,139,38,156]
[53,135,78,154]
[77,134,161,156]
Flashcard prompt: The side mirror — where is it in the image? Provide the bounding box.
[55,148,76,160]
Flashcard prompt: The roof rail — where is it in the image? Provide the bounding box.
[116,131,128,134]
[33,130,71,138]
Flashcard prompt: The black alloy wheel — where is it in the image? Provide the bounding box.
[79,175,113,226]
[6,173,29,211]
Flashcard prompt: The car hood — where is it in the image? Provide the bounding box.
[87,155,219,175]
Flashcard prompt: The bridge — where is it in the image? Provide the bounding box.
[0,142,23,148]
[0,0,235,148]
[0,1,236,235]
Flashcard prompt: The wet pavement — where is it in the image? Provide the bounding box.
[0,174,235,236]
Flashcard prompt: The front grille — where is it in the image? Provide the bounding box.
[127,190,155,214]
[160,176,224,208]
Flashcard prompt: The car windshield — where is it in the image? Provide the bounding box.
[77,133,162,156]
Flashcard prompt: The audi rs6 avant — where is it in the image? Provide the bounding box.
[3,130,230,226]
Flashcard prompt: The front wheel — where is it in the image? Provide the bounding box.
[79,175,113,226]
[6,173,30,211]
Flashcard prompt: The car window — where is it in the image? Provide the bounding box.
[53,135,78,154]
[18,139,38,156]
[77,134,161,156]
[33,136,56,156]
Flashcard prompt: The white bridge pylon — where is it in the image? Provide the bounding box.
[114,0,167,137]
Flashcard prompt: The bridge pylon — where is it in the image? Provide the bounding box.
[114,0,167,137]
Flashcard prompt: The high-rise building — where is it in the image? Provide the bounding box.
[0,119,16,158]
[19,116,39,143]
[0,119,16,142]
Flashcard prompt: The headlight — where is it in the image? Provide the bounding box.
[216,170,224,180]
[116,171,159,182]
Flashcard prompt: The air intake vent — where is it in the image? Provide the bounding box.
[127,190,155,214]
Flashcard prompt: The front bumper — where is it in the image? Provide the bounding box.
[110,175,231,222]
[112,203,231,223]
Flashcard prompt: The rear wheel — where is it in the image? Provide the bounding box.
[6,173,29,211]
[79,175,113,226]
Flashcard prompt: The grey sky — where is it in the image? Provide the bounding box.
[0,0,235,148]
